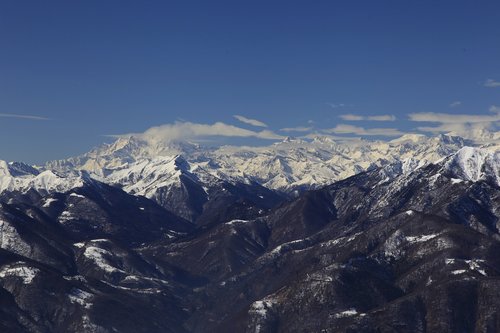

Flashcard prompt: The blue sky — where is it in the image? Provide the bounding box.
[1,1,499,163]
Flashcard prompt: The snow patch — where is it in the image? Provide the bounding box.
[451,269,467,275]
[58,211,73,223]
[334,309,365,318]
[0,264,39,284]
[445,258,487,276]
[405,234,438,243]
[83,246,123,274]
[42,198,58,207]
[225,219,249,225]
[249,299,276,333]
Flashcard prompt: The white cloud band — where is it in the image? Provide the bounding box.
[326,124,404,136]
[339,114,396,121]
[111,121,283,144]
[0,113,49,120]
[233,115,268,127]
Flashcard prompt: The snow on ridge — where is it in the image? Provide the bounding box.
[451,269,467,275]
[0,167,87,196]
[225,219,249,225]
[405,234,438,243]
[42,198,58,208]
[333,309,366,318]
[39,133,475,194]
[3,134,498,201]
[0,263,40,284]
[83,245,124,274]
[445,258,487,276]
[442,147,500,185]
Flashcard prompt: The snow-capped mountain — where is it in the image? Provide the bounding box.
[1,133,495,223]
[1,145,499,332]
[47,134,473,192]
[0,160,89,195]
[43,133,477,196]
[441,146,500,185]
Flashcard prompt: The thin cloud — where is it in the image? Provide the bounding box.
[233,115,268,128]
[326,124,405,136]
[416,122,497,135]
[0,113,49,120]
[484,79,500,88]
[110,121,284,144]
[280,126,313,132]
[339,114,364,121]
[416,123,467,133]
[367,115,396,121]
[302,133,363,141]
[409,107,500,136]
[408,111,500,124]
[339,114,396,121]
[449,101,462,108]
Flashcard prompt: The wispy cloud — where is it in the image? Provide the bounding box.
[339,114,364,121]
[110,121,283,143]
[409,107,500,135]
[368,115,396,121]
[326,124,405,136]
[484,79,500,88]
[408,111,500,124]
[233,115,268,128]
[415,123,470,134]
[449,101,462,108]
[339,114,396,121]
[0,113,49,120]
[280,126,313,132]
[301,133,363,141]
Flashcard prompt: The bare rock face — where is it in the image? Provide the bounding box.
[0,147,499,332]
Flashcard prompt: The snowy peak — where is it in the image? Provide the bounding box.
[45,135,202,176]
[276,136,307,145]
[311,135,338,145]
[103,154,200,197]
[389,133,427,143]
[0,160,39,178]
[43,132,485,193]
[0,166,90,195]
[0,160,12,177]
[441,147,500,185]
[434,134,466,146]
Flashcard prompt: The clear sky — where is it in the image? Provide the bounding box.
[1,0,499,163]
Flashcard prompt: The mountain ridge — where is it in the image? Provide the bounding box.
[0,138,499,332]
[2,133,498,223]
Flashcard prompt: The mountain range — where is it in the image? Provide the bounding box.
[0,133,499,332]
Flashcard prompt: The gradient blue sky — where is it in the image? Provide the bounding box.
[1,1,499,163]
